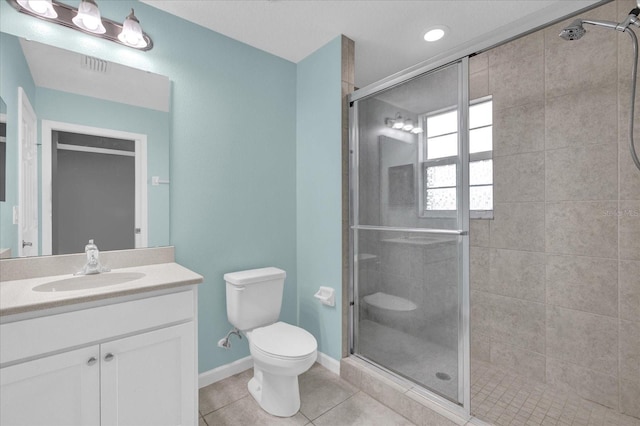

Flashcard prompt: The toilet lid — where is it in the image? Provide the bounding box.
[250,322,317,358]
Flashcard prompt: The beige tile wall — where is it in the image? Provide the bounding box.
[469,0,640,418]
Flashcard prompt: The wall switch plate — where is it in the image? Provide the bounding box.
[12,206,18,224]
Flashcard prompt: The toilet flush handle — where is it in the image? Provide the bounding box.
[231,286,245,292]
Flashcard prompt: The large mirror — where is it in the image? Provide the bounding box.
[0,32,171,258]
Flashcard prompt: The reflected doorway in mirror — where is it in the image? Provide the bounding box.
[18,87,38,257]
[41,121,148,256]
[0,98,6,202]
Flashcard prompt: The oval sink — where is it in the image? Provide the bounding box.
[33,272,146,292]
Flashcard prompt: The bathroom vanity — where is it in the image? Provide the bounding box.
[0,247,202,426]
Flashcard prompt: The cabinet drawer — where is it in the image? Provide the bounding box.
[1,290,194,365]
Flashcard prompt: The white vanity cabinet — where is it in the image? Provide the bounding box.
[0,345,101,425]
[100,322,194,425]
[0,287,197,426]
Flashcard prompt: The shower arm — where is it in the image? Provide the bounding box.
[580,19,619,30]
[580,8,640,32]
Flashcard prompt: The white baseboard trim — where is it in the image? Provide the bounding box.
[198,356,253,389]
[198,352,340,389]
[316,351,340,375]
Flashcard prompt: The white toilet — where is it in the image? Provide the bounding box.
[224,267,317,417]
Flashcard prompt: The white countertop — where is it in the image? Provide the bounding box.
[0,262,203,317]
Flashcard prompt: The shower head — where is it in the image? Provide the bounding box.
[559,19,586,40]
[560,9,640,41]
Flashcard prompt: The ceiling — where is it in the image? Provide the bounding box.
[20,38,170,112]
[140,0,601,89]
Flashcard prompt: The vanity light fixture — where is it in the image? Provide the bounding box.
[7,0,153,50]
[386,113,424,134]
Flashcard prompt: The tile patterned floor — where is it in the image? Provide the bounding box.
[199,363,416,426]
[199,361,640,426]
[471,360,640,426]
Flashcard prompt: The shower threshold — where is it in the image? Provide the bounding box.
[341,356,472,425]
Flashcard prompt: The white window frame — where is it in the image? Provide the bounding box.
[419,96,493,219]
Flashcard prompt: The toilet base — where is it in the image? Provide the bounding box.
[248,366,301,417]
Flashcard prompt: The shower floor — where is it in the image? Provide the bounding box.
[471,360,640,426]
[357,319,459,401]
[354,320,640,425]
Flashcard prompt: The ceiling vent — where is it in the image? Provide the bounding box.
[81,55,109,74]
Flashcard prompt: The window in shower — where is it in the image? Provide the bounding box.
[421,96,493,218]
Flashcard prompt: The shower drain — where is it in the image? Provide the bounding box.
[435,372,451,381]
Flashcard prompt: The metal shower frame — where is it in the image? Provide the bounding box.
[347,57,471,418]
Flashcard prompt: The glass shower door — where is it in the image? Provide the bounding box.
[350,60,469,407]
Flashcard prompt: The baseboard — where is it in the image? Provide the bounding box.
[198,351,340,388]
[198,356,253,389]
[316,351,340,375]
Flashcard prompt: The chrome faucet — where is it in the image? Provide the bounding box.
[76,239,110,275]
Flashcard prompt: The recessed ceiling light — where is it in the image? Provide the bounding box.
[424,26,447,42]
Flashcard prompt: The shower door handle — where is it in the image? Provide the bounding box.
[352,225,467,236]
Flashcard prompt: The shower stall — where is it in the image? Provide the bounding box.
[349,2,640,422]
[349,58,475,413]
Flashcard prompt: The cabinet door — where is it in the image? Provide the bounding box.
[100,322,195,426]
[0,345,100,426]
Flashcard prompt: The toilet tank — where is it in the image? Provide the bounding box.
[224,267,286,331]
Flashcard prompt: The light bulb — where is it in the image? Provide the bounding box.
[392,114,404,129]
[83,16,99,30]
[410,127,424,134]
[17,0,57,18]
[72,0,106,34]
[118,9,147,48]
[29,1,48,13]
[403,119,414,132]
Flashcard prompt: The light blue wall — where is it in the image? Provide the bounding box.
[0,33,36,257]
[1,0,299,372]
[35,87,171,248]
[166,12,298,371]
[2,0,345,371]
[296,37,343,361]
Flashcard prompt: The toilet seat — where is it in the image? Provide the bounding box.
[249,322,317,360]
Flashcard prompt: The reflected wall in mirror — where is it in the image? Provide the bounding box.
[0,32,172,258]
